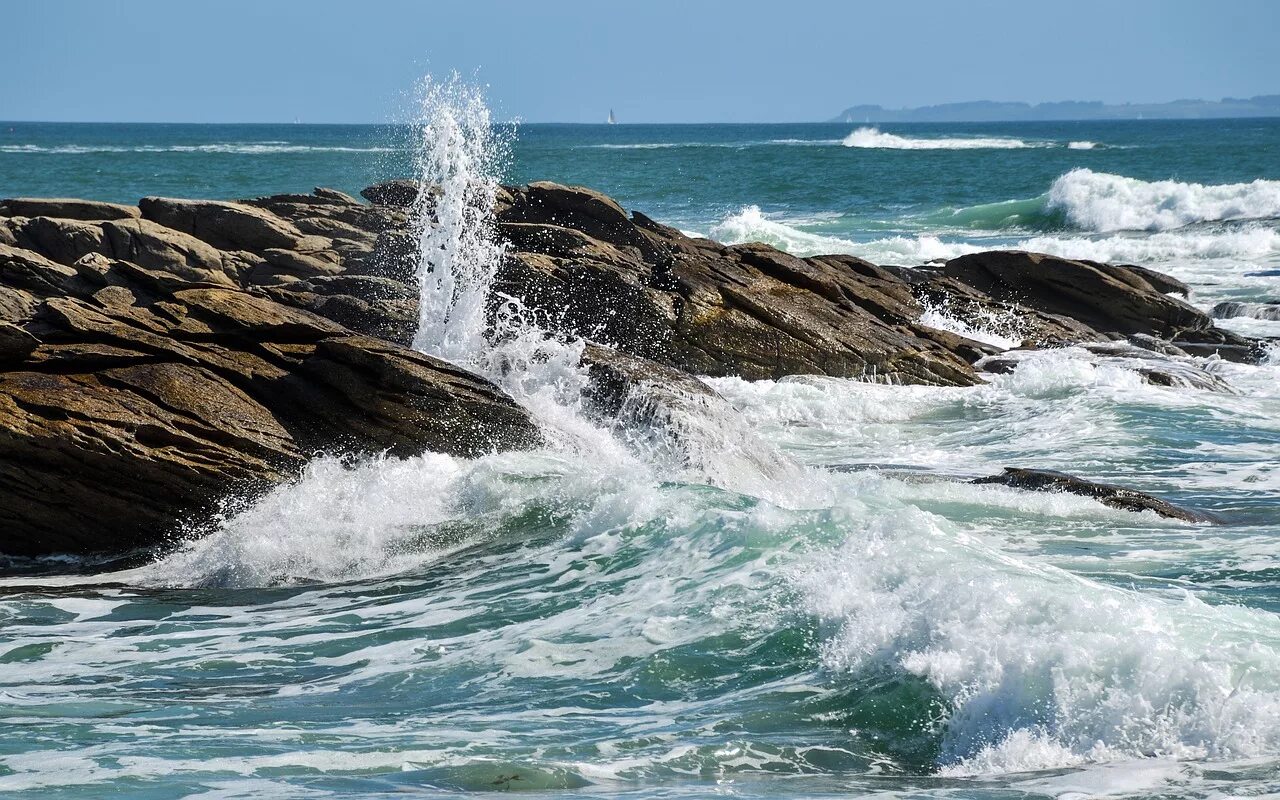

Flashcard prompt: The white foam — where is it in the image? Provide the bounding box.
[1047,168,1280,232]
[708,205,865,255]
[705,203,1280,278]
[842,127,1034,150]
[1067,140,1098,150]
[796,505,1280,771]
[917,296,1024,350]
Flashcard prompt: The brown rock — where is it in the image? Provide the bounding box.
[139,196,306,252]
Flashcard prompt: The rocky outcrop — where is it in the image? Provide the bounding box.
[1,180,1259,560]
[0,239,538,558]
[973,467,1219,523]
[906,251,1261,361]
[488,184,989,385]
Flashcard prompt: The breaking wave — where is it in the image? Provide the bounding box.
[1048,168,1280,231]
[941,169,1280,233]
[842,127,1036,150]
[707,204,1280,267]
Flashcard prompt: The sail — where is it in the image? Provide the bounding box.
[607,109,616,124]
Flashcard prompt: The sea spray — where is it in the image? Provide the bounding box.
[406,75,810,498]
[408,74,510,364]
[1046,168,1280,232]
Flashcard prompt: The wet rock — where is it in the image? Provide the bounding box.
[493,183,982,386]
[1212,300,1280,322]
[0,256,539,557]
[360,179,422,208]
[580,341,717,418]
[938,251,1211,339]
[973,467,1219,523]
[261,275,418,345]
[0,321,37,362]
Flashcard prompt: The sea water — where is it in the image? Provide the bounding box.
[1,101,1279,798]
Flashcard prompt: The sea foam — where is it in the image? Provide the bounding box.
[842,126,1034,150]
[1047,168,1280,232]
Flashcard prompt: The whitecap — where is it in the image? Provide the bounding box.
[842,126,1035,150]
[1047,168,1280,232]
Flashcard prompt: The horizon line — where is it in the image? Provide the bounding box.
[6,115,1280,127]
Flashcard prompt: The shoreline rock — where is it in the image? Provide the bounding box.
[0,181,1259,560]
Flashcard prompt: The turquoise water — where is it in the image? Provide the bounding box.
[1,117,1279,798]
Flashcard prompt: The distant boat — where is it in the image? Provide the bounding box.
[607,109,617,125]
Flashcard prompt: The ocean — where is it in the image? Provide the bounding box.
[1,113,1279,798]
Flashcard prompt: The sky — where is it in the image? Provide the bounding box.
[3,0,1278,124]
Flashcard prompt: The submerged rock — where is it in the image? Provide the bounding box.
[973,467,1219,523]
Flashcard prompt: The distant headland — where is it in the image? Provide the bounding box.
[831,95,1280,123]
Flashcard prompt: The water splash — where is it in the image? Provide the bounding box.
[405,76,806,496]
[409,74,511,364]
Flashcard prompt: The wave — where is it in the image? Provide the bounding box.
[1048,168,1280,232]
[0,143,396,154]
[796,503,1280,771]
[706,204,1280,267]
[708,206,868,255]
[1068,140,1098,149]
[931,169,1280,234]
[842,127,1036,150]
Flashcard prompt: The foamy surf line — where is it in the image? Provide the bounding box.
[842,126,1042,149]
[707,203,1280,267]
[583,139,843,150]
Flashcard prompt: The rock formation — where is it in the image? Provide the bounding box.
[0,181,1261,559]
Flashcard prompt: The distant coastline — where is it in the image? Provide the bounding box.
[831,95,1280,123]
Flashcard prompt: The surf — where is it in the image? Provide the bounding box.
[842,126,1037,150]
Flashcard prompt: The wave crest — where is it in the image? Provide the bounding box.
[1047,168,1280,232]
[842,127,1034,150]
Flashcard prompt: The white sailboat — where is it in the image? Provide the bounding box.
[607,109,617,125]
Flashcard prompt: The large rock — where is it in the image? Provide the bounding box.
[0,256,539,557]
[0,215,246,285]
[0,181,1261,561]
[139,196,309,252]
[492,184,984,385]
[937,251,1211,339]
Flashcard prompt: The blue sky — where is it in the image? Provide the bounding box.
[4,0,1277,123]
